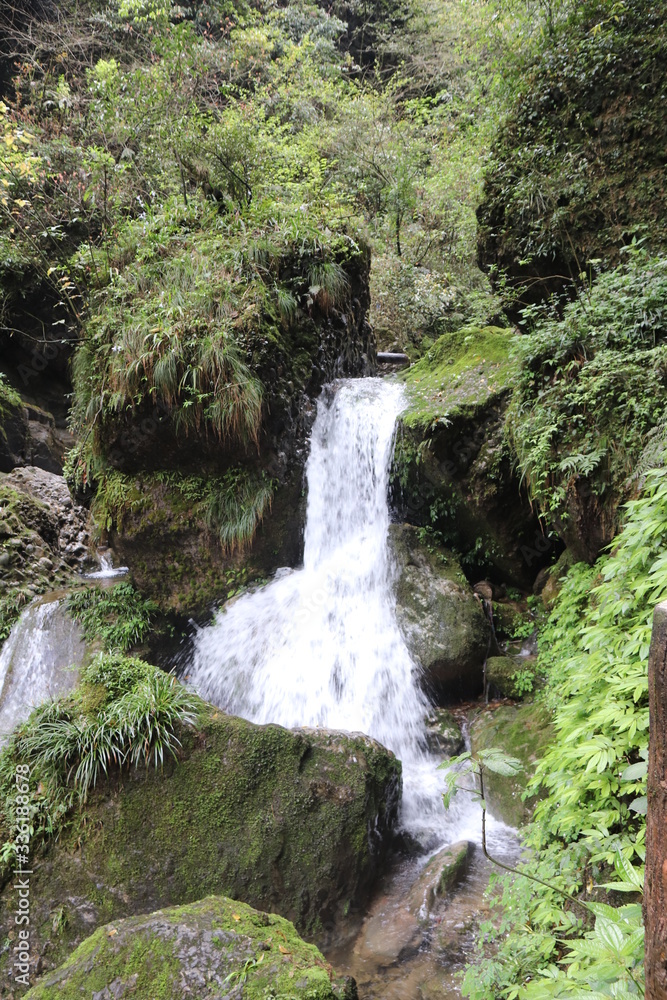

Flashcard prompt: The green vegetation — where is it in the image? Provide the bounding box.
[66,582,159,650]
[2,0,666,995]
[0,653,197,867]
[478,0,667,311]
[508,249,667,526]
[459,469,667,998]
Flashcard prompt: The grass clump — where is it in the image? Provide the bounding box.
[0,653,198,865]
[66,582,159,652]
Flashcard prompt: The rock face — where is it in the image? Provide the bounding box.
[0,387,72,476]
[0,707,400,982]
[470,703,554,827]
[4,467,92,570]
[424,708,465,755]
[0,468,92,644]
[392,326,549,587]
[23,896,356,1000]
[389,524,490,699]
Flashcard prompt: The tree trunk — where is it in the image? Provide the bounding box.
[645,600,667,999]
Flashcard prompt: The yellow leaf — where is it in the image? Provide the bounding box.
[278,945,291,954]
[232,913,241,921]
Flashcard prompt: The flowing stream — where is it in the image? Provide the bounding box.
[189,378,446,840]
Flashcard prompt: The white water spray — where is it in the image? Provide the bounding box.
[188,378,493,845]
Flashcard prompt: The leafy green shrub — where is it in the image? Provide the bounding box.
[0,653,197,865]
[461,465,667,998]
[66,582,158,651]
[508,250,667,520]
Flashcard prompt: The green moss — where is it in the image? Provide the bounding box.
[24,896,353,1000]
[400,325,515,431]
[470,702,554,827]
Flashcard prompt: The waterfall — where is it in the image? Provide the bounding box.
[188,378,480,845]
[0,597,85,740]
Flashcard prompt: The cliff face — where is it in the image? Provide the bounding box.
[476,0,667,316]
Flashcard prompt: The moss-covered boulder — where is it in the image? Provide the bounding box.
[470,702,554,827]
[389,523,490,699]
[391,326,547,587]
[486,656,524,700]
[0,704,400,983]
[23,896,356,1000]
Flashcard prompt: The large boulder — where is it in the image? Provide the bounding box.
[391,326,551,587]
[0,705,400,986]
[23,896,357,1000]
[389,523,490,699]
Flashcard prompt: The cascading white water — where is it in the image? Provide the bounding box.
[188,378,493,845]
[0,597,85,740]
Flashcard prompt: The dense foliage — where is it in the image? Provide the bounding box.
[509,249,667,527]
[66,581,159,651]
[459,466,667,998]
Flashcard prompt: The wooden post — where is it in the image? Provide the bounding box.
[645,600,667,999]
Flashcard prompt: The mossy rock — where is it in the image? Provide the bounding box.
[0,703,400,986]
[391,327,546,586]
[23,895,356,1000]
[470,702,554,827]
[486,656,524,700]
[400,325,516,432]
[0,479,72,643]
[389,523,490,699]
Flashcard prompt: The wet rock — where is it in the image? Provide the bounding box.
[0,392,70,475]
[407,841,474,921]
[424,708,464,755]
[389,524,490,699]
[391,327,548,587]
[2,465,92,569]
[23,896,357,1000]
[0,708,400,982]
